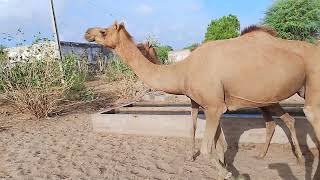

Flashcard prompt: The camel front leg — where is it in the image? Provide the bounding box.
[201,105,234,180]
[215,123,227,166]
[304,104,320,180]
[190,99,200,161]
[258,107,276,159]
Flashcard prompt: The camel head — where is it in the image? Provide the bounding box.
[137,42,159,64]
[144,42,157,61]
[84,21,132,49]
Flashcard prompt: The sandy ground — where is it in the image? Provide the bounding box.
[0,110,318,180]
[0,80,314,180]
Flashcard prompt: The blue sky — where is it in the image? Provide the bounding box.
[0,0,273,49]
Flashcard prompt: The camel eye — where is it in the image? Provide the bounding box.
[100,30,107,36]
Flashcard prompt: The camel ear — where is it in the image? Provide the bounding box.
[113,21,119,30]
[119,22,125,30]
[144,41,149,48]
[147,41,152,48]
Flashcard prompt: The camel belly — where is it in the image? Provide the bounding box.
[221,57,305,110]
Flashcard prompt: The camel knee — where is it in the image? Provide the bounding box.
[265,121,276,137]
[303,106,318,123]
[266,121,276,130]
[280,113,295,130]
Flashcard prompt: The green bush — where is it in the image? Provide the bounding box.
[62,54,94,101]
[155,45,173,64]
[0,45,7,62]
[104,55,136,82]
[0,46,8,92]
[146,36,173,64]
[263,0,320,42]
[204,14,240,42]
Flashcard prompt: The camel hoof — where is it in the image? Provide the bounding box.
[255,154,265,160]
[186,150,200,162]
[296,156,305,165]
[235,174,247,180]
[192,150,201,161]
[219,172,234,180]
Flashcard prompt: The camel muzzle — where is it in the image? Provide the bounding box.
[84,29,96,42]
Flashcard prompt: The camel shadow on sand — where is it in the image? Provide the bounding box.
[199,112,319,180]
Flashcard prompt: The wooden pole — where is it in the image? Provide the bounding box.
[49,0,64,83]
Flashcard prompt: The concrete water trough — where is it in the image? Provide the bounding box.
[91,102,317,148]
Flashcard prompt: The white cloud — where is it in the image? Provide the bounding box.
[0,0,45,19]
[135,4,153,15]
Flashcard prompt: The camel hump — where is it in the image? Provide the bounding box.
[241,25,277,37]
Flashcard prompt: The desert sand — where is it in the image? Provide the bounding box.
[0,109,318,180]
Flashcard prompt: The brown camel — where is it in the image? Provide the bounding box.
[85,21,320,180]
[137,41,161,64]
[138,27,303,163]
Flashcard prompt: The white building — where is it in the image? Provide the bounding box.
[168,49,191,63]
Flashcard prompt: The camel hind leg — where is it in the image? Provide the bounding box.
[279,112,303,163]
[259,104,303,162]
[258,107,276,159]
[268,104,303,162]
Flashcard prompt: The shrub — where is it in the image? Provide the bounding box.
[204,14,240,42]
[0,52,95,118]
[62,54,94,101]
[0,58,67,119]
[146,35,173,64]
[155,45,173,64]
[263,0,320,42]
[0,45,7,62]
[0,46,8,92]
[104,55,136,83]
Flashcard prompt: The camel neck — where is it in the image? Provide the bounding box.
[114,37,185,94]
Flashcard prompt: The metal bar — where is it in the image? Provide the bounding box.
[100,103,305,116]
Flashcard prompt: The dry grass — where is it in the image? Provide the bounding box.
[5,87,65,119]
[0,59,68,119]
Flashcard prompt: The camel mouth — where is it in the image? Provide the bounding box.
[84,33,96,42]
[86,37,95,42]
[84,29,97,42]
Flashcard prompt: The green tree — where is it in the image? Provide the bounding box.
[204,14,240,42]
[155,45,173,64]
[263,0,320,42]
[145,35,173,64]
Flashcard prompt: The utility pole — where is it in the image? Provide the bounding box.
[49,0,64,83]
[49,0,62,60]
